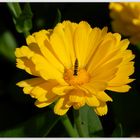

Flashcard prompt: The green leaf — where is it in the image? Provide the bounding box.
[15,3,33,34]
[88,107,104,137]
[0,110,60,137]
[79,106,89,136]
[112,123,123,137]
[79,105,103,137]
[0,31,17,62]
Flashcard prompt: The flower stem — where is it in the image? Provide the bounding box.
[61,114,79,137]
[24,31,30,38]
[73,109,86,137]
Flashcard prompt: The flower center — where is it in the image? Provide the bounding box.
[64,59,90,86]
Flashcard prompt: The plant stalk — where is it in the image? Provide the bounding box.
[61,114,79,137]
[73,109,87,137]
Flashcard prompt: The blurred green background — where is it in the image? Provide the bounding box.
[0,2,140,137]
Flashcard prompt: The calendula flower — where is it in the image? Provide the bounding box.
[15,21,135,116]
[109,2,140,45]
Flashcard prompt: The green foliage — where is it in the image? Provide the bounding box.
[15,3,33,34]
[0,110,60,137]
[79,105,103,137]
[7,3,22,19]
[7,3,33,36]
[0,31,17,62]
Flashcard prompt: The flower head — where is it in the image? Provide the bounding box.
[15,21,135,116]
[109,2,140,45]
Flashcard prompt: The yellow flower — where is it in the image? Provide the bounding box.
[109,2,140,45]
[15,21,135,116]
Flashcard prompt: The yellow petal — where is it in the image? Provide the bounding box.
[82,81,108,93]
[16,58,25,69]
[17,78,45,94]
[109,62,134,86]
[26,35,42,55]
[35,101,51,108]
[31,84,47,98]
[50,23,74,68]
[74,21,91,67]
[85,27,103,66]
[107,85,131,93]
[15,45,40,76]
[26,35,36,45]
[118,39,130,51]
[85,26,109,68]
[31,80,58,101]
[69,89,85,103]
[23,86,34,94]
[94,102,108,116]
[35,96,58,108]
[90,58,123,83]
[96,91,113,102]
[33,31,64,72]
[31,54,63,80]
[90,38,129,71]
[52,85,73,96]
[86,95,100,107]
[87,34,120,73]
[54,97,70,115]
[16,58,39,76]
[17,78,44,87]
[69,95,84,103]
[101,27,108,37]
[73,100,85,110]
[94,68,118,82]
[123,50,135,62]
[15,46,34,58]
[61,21,78,66]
